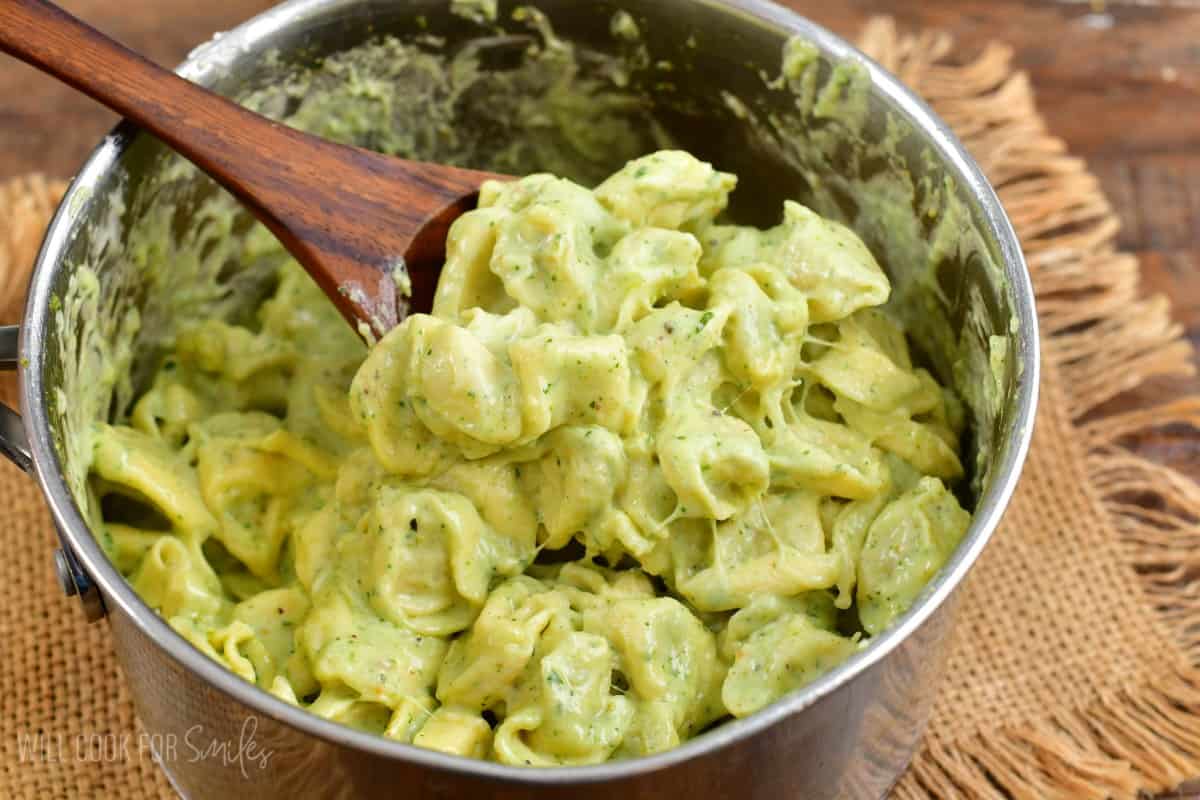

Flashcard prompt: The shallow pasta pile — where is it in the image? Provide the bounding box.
[89,151,971,765]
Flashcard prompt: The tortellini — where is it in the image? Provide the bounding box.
[91,150,972,765]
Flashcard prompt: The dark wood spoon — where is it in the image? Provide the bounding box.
[0,0,509,338]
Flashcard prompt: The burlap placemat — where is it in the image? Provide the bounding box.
[2,17,1200,799]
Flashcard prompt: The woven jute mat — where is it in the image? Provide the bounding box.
[3,17,1200,799]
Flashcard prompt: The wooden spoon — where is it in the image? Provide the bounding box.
[0,0,509,338]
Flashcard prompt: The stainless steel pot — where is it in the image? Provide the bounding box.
[0,1,1038,797]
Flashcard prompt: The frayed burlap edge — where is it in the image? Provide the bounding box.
[859,18,1200,800]
[0,15,1198,799]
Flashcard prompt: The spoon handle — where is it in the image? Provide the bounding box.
[0,0,302,209]
[0,0,495,336]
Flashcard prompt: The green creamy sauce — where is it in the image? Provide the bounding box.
[51,6,1016,765]
[610,10,641,42]
[450,0,499,25]
[773,36,1014,489]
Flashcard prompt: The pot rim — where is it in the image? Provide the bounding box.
[19,0,1039,784]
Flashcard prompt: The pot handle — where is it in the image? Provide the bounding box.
[0,324,104,620]
[0,325,32,472]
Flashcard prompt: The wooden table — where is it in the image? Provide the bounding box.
[1,0,1198,797]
